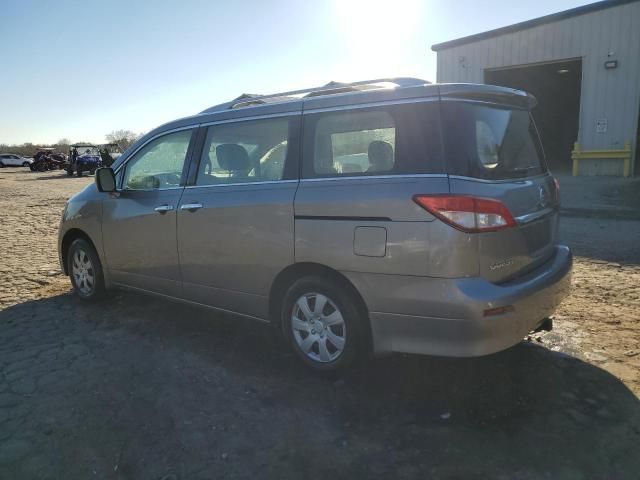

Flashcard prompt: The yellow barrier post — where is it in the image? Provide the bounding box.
[572,142,580,176]
[571,141,632,177]
[623,142,631,178]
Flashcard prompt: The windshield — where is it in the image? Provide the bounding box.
[75,147,99,155]
[442,102,547,179]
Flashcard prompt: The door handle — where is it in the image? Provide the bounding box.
[154,204,174,213]
[180,203,203,212]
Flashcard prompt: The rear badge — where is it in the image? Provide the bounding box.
[489,259,514,271]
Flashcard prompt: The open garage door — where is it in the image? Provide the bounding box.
[485,59,582,174]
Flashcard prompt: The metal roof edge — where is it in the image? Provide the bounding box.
[431,0,639,51]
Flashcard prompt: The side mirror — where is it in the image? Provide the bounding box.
[95,167,116,192]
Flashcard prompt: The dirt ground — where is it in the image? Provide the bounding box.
[1,168,639,479]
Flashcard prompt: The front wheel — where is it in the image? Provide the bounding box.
[76,168,83,177]
[67,238,105,300]
[281,276,364,372]
[22,162,30,167]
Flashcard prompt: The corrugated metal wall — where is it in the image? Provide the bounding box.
[435,1,640,175]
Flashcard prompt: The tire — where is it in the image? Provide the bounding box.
[67,238,105,301]
[0,162,5,168]
[22,162,30,167]
[66,167,73,176]
[280,276,364,372]
[76,168,83,177]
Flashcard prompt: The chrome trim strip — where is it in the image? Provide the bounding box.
[300,173,447,183]
[303,96,438,114]
[121,186,184,192]
[515,207,555,225]
[199,111,300,128]
[185,179,298,189]
[112,283,270,324]
[448,173,549,184]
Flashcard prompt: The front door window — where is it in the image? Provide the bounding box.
[123,129,193,190]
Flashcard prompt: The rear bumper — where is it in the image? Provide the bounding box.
[346,245,572,357]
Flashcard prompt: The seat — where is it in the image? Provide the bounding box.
[216,144,251,179]
[341,162,363,173]
[367,140,394,172]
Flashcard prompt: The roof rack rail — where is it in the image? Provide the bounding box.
[200,77,429,114]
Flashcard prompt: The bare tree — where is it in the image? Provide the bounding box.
[105,130,142,150]
[56,138,71,151]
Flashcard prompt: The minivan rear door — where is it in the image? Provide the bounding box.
[441,97,559,283]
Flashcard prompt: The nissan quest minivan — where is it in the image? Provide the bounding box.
[58,78,572,371]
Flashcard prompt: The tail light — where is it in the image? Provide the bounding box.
[413,195,516,233]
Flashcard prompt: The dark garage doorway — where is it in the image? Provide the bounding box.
[485,59,582,173]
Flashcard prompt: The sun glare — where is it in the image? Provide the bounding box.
[333,0,422,76]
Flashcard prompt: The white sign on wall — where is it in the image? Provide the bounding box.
[596,118,608,133]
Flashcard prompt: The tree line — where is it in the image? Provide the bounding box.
[0,130,144,157]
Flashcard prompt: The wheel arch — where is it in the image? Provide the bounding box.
[268,262,373,353]
[60,228,100,275]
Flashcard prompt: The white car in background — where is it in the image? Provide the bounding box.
[0,154,33,167]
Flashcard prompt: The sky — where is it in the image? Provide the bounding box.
[1,0,592,145]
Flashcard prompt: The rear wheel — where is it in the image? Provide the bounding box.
[67,238,105,301]
[0,162,5,168]
[281,276,364,372]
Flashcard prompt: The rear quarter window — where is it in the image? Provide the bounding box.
[302,102,443,178]
[442,101,547,180]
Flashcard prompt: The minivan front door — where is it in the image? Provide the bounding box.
[102,128,195,296]
[177,116,299,320]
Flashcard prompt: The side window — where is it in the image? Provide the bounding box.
[312,110,396,176]
[123,129,193,190]
[302,103,444,179]
[196,117,290,186]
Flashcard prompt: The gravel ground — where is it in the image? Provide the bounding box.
[1,168,639,479]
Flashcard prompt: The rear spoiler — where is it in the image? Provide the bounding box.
[438,84,537,110]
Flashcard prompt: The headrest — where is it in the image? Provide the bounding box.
[216,144,250,171]
[368,140,393,162]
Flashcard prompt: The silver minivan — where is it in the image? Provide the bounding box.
[58,78,572,371]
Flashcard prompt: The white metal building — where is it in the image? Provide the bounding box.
[432,0,640,176]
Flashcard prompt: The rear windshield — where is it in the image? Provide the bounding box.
[442,102,547,179]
